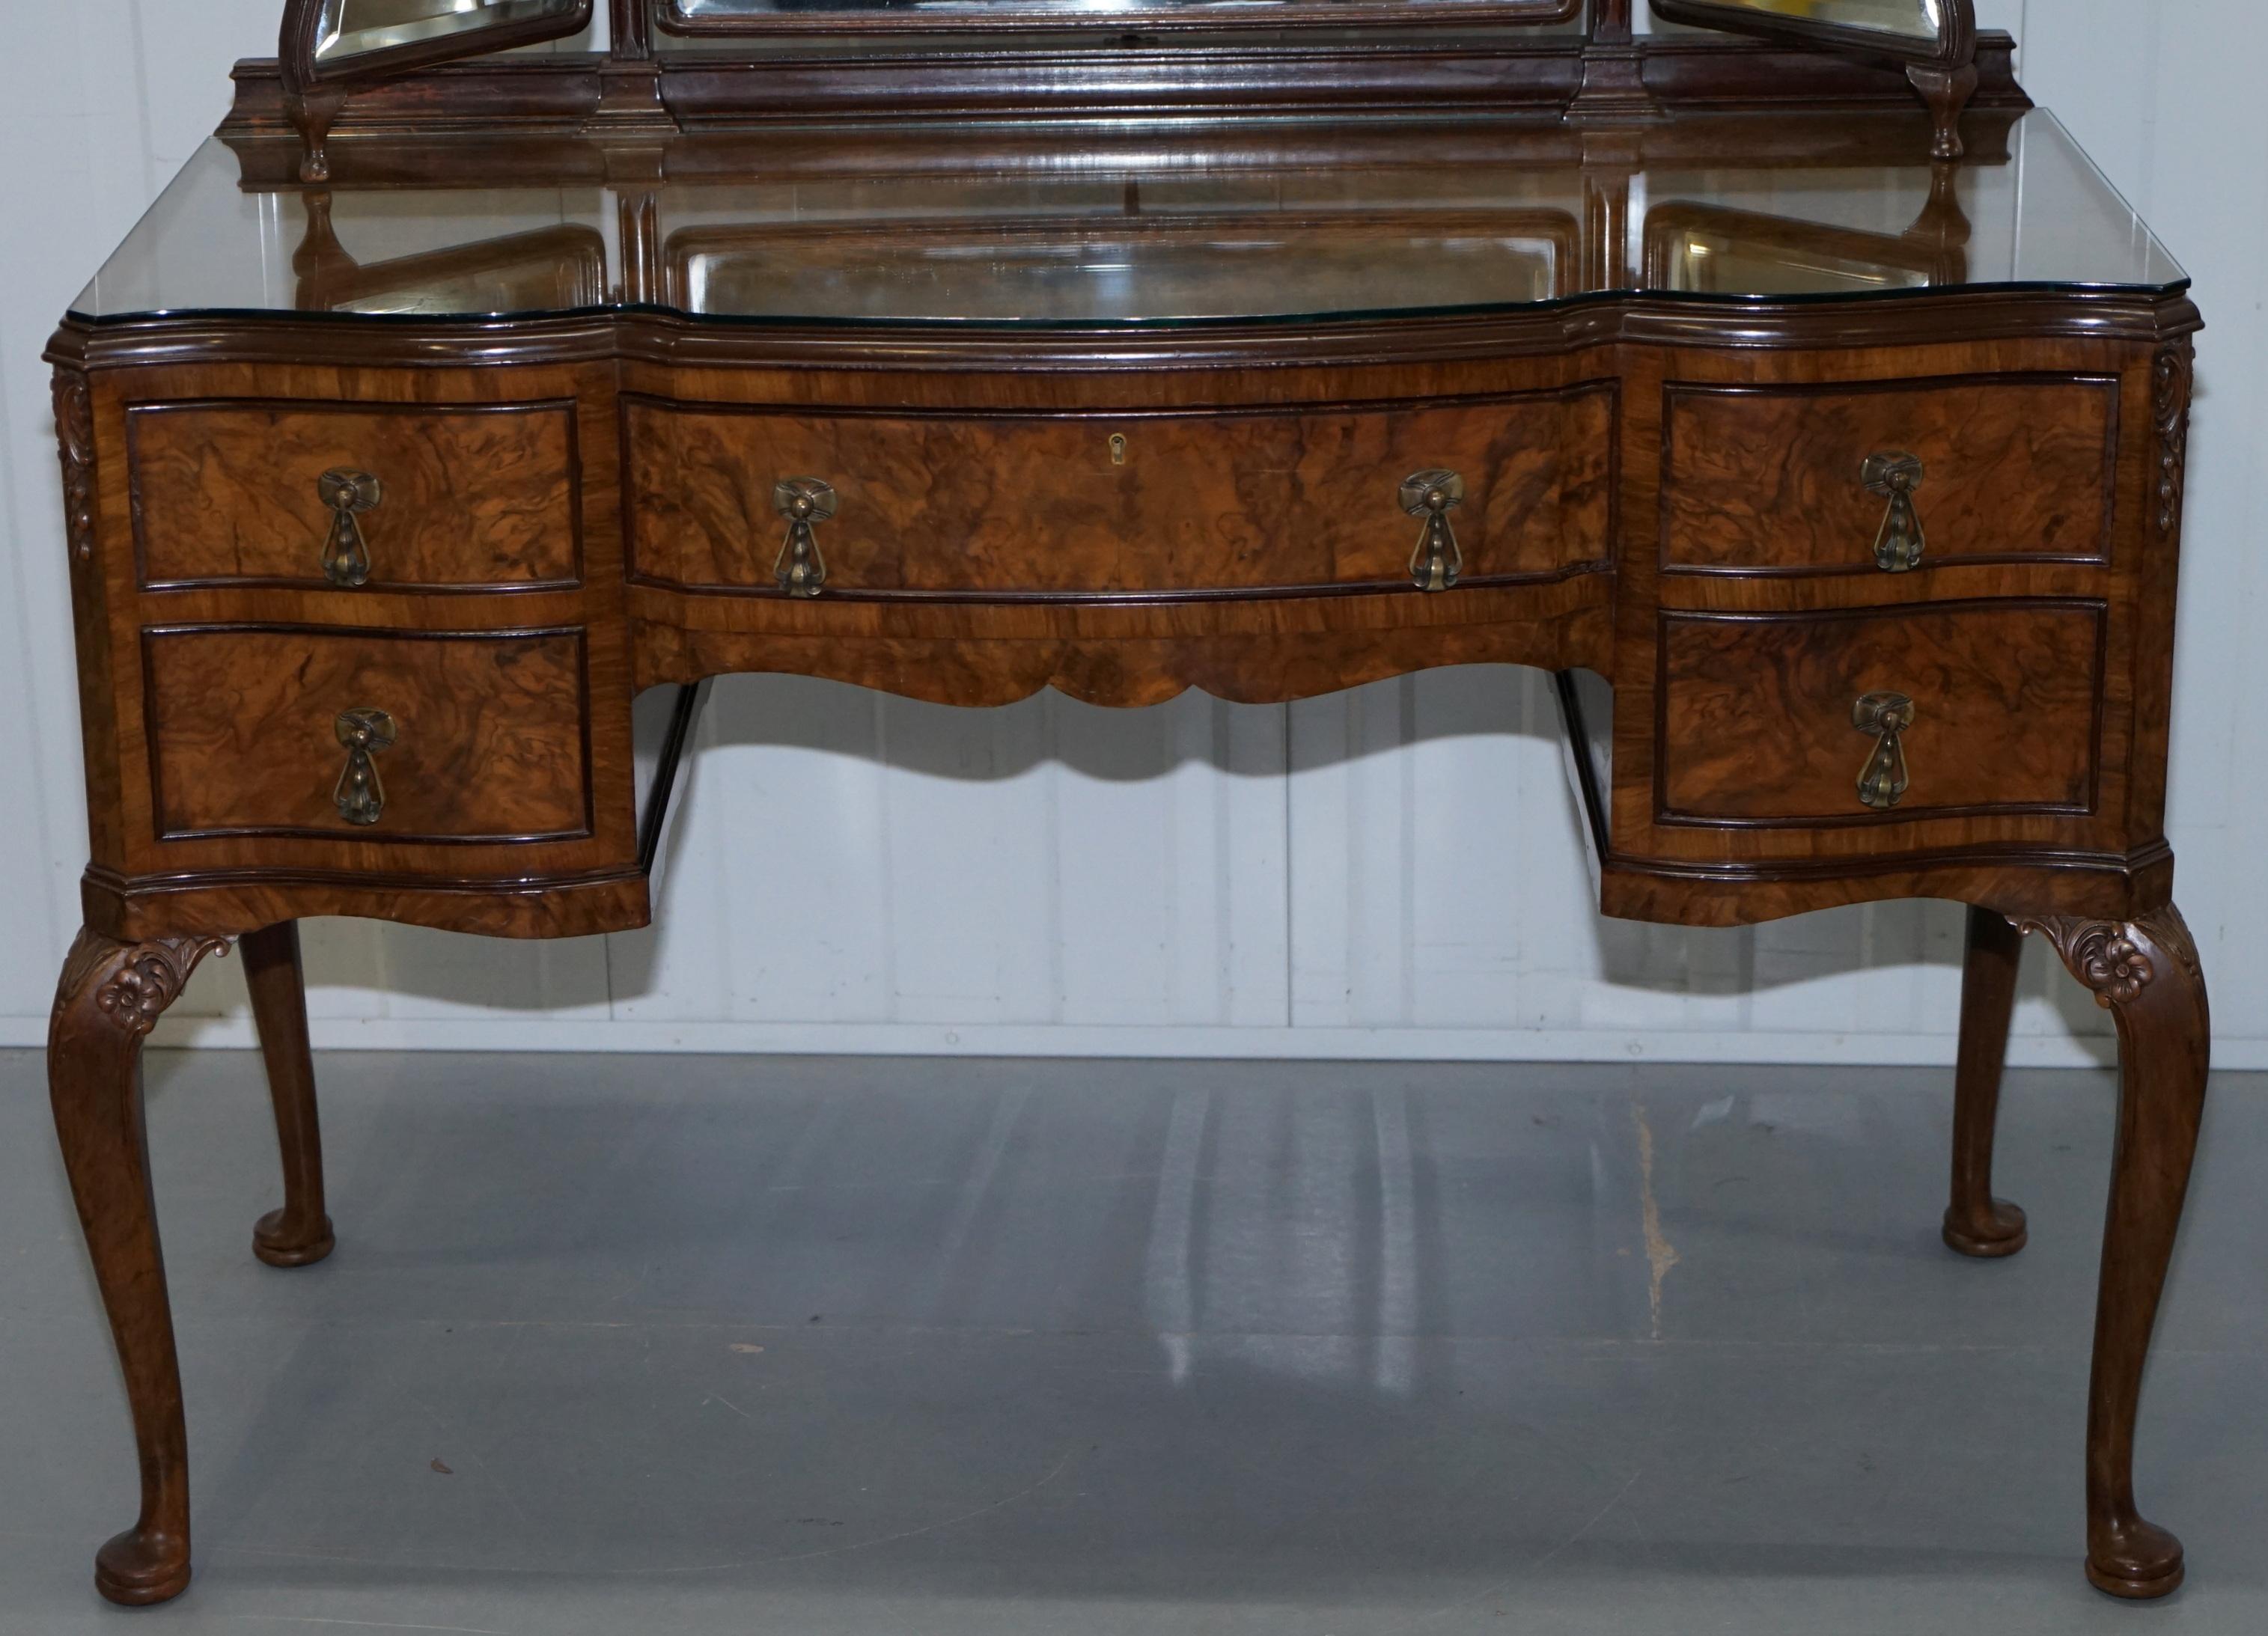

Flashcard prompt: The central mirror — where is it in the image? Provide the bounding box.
[661,0,1582,27]
[315,0,583,64]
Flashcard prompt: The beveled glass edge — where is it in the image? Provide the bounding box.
[2022,107,2186,285]
[64,275,2195,332]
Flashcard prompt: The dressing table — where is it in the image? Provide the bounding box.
[42,0,2210,1608]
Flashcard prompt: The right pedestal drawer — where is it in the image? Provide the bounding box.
[1655,600,2107,826]
[1659,374,2121,575]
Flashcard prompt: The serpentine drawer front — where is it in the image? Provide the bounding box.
[1654,600,2107,825]
[1659,375,2121,575]
[623,388,1616,598]
[126,399,582,590]
[141,626,594,844]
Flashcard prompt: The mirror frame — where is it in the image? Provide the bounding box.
[1647,0,1978,156]
[281,0,595,182]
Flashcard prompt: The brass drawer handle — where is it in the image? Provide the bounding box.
[1862,453,1925,573]
[1853,690,1915,811]
[333,706,397,825]
[773,477,836,598]
[317,468,382,587]
[1400,468,1465,592]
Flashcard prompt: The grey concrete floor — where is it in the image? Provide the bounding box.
[4,1049,2265,1634]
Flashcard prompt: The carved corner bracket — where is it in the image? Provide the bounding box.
[2015,906,2202,1015]
[52,369,95,565]
[56,931,232,1038]
[2153,339,2195,542]
[2018,918,2153,1008]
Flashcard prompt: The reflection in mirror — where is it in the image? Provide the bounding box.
[665,212,1576,323]
[1686,0,1945,40]
[1646,207,1932,296]
[316,0,582,65]
[304,228,608,314]
[293,192,608,314]
[1642,185,1968,298]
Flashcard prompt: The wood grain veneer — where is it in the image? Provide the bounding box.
[1656,599,2106,825]
[1588,328,2174,933]
[127,399,581,590]
[624,388,1616,599]
[1660,374,2120,574]
[142,625,594,844]
[55,355,645,944]
[39,216,2211,1606]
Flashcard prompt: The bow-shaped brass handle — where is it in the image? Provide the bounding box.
[1400,469,1465,592]
[1862,453,1925,573]
[333,706,397,825]
[1852,691,1915,811]
[773,477,836,598]
[317,468,382,587]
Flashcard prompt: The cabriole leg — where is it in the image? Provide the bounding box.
[48,927,228,1606]
[243,921,335,1267]
[2025,905,2210,1599]
[1945,905,2028,1257]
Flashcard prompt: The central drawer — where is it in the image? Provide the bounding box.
[624,388,1615,598]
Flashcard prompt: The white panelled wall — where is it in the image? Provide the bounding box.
[1,2,2261,1063]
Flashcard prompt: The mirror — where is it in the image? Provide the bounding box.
[314,0,585,66]
[280,0,594,183]
[1668,1,1945,40]
[1649,0,1978,159]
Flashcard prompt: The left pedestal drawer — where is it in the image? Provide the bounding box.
[141,626,593,844]
[125,398,582,590]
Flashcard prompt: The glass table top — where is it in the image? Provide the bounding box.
[68,109,2185,329]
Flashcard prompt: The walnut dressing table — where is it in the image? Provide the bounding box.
[40,0,2210,1610]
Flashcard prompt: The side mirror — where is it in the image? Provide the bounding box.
[279,0,596,182]
[1647,0,1979,159]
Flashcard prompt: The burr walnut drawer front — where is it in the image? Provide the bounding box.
[141,626,592,844]
[1656,600,2106,825]
[1659,376,2121,575]
[624,388,1615,597]
[125,399,581,590]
